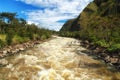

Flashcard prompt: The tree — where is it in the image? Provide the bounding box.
[19,18,26,25]
[0,12,17,24]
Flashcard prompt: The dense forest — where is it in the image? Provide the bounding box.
[0,12,52,48]
[60,0,120,53]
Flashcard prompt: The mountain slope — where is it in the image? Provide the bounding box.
[60,0,120,52]
[60,0,120,32]
[60,18,81,31]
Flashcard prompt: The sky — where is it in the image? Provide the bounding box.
[0,0,93,31]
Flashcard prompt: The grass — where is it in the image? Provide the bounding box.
[0,34,7,48]
[12,35,30,44]
[0,34,6,42]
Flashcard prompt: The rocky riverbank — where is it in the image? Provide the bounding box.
[0,36,54,67]
[80,40,120,71]
[0,40,40,59]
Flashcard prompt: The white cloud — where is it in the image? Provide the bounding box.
[17,0,93,31]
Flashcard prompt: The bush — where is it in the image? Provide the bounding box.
[45,33,51,39]
[12,35,29,44]
[89,35,98,42]
[33,34,39,40]
[6,34,13,45]
[107,44,120,52]
[94,40,108,47]
[0,39,5,48]
[40,35,47,40]
[0,34,6,42]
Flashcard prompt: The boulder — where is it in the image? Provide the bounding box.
[110,57,119,64]
[19,47,25,51]
[0,59,8,66]
[84,40,89,44]
[105,56,111,63]
[3,50,7,54]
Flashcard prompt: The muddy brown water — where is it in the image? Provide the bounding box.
[0,36,120,80]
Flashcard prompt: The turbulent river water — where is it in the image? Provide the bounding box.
[0,36,120,80]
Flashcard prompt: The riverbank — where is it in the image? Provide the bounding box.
[80,40,120,71]
[0,35,55,66]
[0,35,55,59]
[0,40,40,58]
[0,40,40,66]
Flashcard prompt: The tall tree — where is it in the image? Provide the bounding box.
[0,12,17,24]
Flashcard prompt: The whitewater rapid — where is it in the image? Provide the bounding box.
[0,36,119,80]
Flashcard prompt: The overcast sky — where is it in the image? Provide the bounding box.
[0,0,93,31]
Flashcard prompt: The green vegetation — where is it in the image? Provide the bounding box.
[60,0,120,53]
[0,12,52,48]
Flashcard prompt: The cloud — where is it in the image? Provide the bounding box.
[16,0,93,31]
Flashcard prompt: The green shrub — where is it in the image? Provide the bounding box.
[12,35,30,44]
[107,44,120,52]
[89,35,98,42]
[45,34,51,39]
[41,35,47,40]
[94,40,108,47]
[6,34,13,45]
[0,39,5,48]
[33,34,39,40]
[0,34,6,42]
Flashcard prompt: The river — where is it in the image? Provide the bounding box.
[0,36,120,80]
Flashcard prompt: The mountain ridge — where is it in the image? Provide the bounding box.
[60,0,120,32]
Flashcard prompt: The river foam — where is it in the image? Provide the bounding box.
[0,36,119,80]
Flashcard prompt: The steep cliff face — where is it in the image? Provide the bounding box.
[60,0,120,32]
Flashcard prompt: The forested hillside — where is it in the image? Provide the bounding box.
[60,0,120,52]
